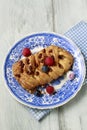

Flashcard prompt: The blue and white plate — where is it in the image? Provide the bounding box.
[4,33,86,109]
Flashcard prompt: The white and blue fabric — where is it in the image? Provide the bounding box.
[28,21,87,121]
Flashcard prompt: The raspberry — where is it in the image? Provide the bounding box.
[46,86,54,94]
[44,56,54,66]
[22,48,31,57]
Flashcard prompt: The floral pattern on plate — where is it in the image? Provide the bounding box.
[4,33,86,109]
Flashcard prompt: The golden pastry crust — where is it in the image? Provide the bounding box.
[12,45,74,92]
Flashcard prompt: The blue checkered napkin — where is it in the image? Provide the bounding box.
[65,21,87,84]
[28,21,87,121]
[29,108,51,121]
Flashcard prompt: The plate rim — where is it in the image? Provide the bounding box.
[4,32,86,109]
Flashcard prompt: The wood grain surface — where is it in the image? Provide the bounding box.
[0,0,87,130]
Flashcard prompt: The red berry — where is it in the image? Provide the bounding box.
[46,86,54,94]
[22,48,31,57]
[44,56,54,66]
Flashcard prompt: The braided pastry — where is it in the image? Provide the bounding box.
[12,45,74,93]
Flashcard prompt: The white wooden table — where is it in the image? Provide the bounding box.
[0,0,87,130]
